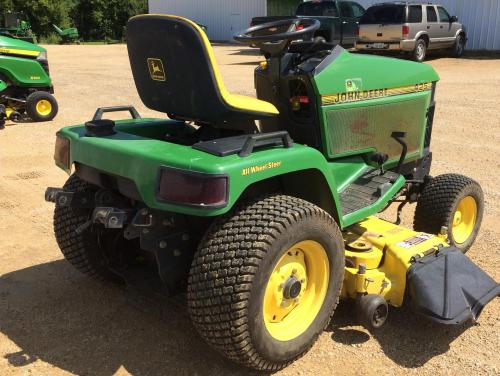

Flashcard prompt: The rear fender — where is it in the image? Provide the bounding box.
[59,123,344,224]
[220,145,343,223]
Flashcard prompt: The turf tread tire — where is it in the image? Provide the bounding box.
[187,195,344,372]
[54,174,118,281]
[413,173,484,253]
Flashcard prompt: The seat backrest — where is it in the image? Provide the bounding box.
[127,14,260,123]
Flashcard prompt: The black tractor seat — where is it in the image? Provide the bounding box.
[127,14,279,125]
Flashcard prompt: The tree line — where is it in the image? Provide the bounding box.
[0,0,147,41]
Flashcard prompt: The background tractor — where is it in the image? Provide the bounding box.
[0,11,37,44]
[52,24,80,44]
[0,35,58,125]
[45,15,499,372]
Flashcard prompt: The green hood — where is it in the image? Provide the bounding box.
[0,35,45,57]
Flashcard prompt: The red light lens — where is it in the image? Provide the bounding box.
[402,25,410,37]
[158,168,228,207]
[296,24,305,31]
[54,134,70,171]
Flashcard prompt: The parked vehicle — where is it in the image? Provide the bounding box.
[356,2,466,62]
[0,35,58,125]
[0,11,37,44]
[45,14,499,372]
[251,0,365,46]
[52,24,80,44]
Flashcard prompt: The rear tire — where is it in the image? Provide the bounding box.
[411,38,427,62]
[54,174,121,282]
[414,174,484,253]
[187,195,344,371]
[26,91,58,122]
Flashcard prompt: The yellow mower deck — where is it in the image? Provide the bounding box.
[341,216,448,306]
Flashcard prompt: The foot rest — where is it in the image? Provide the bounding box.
[339,168,400,216]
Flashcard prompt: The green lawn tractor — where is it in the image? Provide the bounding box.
[45,15,499,372]
[0,11,37,44]
[0,35,58,125]
[52,24,80,44]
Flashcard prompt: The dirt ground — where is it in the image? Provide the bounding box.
[0,44,499,376]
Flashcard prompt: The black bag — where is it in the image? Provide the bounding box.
[407,247,500,324]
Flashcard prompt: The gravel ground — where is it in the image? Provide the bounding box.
[0,44,498,376]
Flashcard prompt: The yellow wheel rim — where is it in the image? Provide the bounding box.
[263,240,329,342]
[452,196,477,244]
[36,99,52,116]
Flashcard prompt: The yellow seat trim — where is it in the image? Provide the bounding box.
[133,14,279,117]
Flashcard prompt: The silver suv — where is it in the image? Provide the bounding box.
[356,2,466,62]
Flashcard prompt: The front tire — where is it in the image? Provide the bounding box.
[187,195,344,371]
[26,91,58,122]
[414,174,484,253]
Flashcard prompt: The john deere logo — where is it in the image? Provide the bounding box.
[147,58,166,81]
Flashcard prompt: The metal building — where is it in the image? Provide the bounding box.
[148,0,267,41]
[356,0,500,50]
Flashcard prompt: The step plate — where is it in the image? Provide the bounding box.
[340,169,400,216]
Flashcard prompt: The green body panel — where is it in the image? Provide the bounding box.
[0,80,7,91]
[59,117,407,228]
[0,35,43,54]
[313,50,439,95]
[0,36,50,87]
[310,50,438,162]
[59,119,351,223]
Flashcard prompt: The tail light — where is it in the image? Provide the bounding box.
[296,24,305,31]
[54,133,71,172]
[402,25,410,38]
[157,167,228,207]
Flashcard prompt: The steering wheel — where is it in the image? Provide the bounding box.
[234,18,321,56]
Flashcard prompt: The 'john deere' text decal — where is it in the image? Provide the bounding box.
[322,82,432,106]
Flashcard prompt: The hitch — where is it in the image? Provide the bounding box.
[92,207,130,229]
[45,187,95,208]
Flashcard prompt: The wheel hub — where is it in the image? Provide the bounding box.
[283,276,302,300]
[36,99,52,116]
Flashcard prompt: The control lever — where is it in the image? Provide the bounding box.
[370,152,389,175]
[391,131,408,174]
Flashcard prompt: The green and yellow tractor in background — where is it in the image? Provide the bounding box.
[52,24,80,44]
[45,15,499,372]
[0,35,58,125]
[0,11,37,44]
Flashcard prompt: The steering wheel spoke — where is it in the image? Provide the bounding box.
[233,18,321,57]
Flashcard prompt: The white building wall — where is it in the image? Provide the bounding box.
[148,0,267,41]
[356,0,500,50]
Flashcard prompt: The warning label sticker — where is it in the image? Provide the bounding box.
[396,233,433,249]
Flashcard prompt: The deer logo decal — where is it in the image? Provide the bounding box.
[147,58,166,81]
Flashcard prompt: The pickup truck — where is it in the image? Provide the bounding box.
[250,0,365,46]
